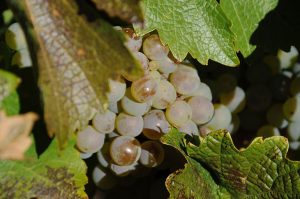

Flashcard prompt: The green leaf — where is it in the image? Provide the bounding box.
[162,129,300,198]
[1,91,20,115]
[91,0,144,23]
[138,0,240,66]
[0,138,88,198]
[220,0,279,57]
[11,0,143,148]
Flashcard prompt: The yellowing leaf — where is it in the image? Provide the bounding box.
[0,69,20,103]
[0,111,38,160]
[11,0,143,148]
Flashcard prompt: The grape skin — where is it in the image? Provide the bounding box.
[139,141,165,168]
[283,96,300,122]
[165,100,192,127]
[178,120,199,136]
[131,74,158,103]
[76,125,105,153]
[107,78,126,103]
[92,110,116,134]
[287,122,300,141]
[5,23,27,50]
[152,79,177,109]
[143,110,170,140]
[92,165,118,189]
[220,86,246,113]
[266,103,288,129]
[204,104,232,130]
[143,34,169,61]
[188,96,214,125]
[115,112,143,137]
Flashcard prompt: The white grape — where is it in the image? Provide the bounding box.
[76,125,105,153]
[290,76,300,96]
[122,28,142,52]
[92,165,118,189]
[165,100,192,127]
[109,135,141,166]
[139,141,165,168]
[178,120,199,136]
[107,131,119,140]
[204,104,232,130]
[110,162,139,177]
[186,82,212,101]
[11,48,32,67]
[79,152,93,160]
[292,63,300,75]
[152,80,177,109]
[187,96,214,125]
[290,141,300,150]
[283,96,300,122]
[106,78,126,103]
[277,46,298,69]
[5,22,27,50]
[131,74,158,103]
[257,125,280,137]
[199,126,212,137]
[220,86,246,113]
[92,110,116,134]
[115,112,143,137]
[108,101,120,114]
[133,52,149,72]
[227,114,240,134]
[287,122,300,141]
[121,88,151,116]
[266,104,288,129]
[170,64,201,95]
[149,70,162,83]
[143,110,170,140]
[97,143,111,168]
[149,57,178,74]
[143,34,169,61]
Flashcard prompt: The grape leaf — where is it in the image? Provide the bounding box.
[220,0,278,57]
[137,0,240,66]
[91,0,143,23]
[1,91,20,115]
[0,111,38,160]
[162,129,300,198]
[0,138,88,198]
[11,0,143,148]
[0,69,20,103]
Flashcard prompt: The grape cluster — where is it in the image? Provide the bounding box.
[75,28,221,190]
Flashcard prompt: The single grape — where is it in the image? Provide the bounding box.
[290,75,300,96]
[292,63,300,75]
[187,96,214,125]
[97,143,111,168]
[204,104,232,130]
[268,74,291,101]
[143,110,170,140]
[287,122,300,141]
[109,135,141,166]
[246,84,272,112]
[131,74,158,103]
[115,112,143,137]
[139,141,165,168]
[106,78,126,103]
[217,73,237,93]
[149,70,163,83]
[165,100,192,127]
[277,46,298,69]
[170,64,201,96]
[133,52,149,72]
[108,101,120,114]
[178,120,199,136]
[227,114,240,134]
[122,28,142,52]
[290,141,300,150]
[143,34,169,61]
[121,88,151,116]
[186,82,212,101]
[11,48,32,67]
[92,110,116,134]
[92,165,118,189]
[199,126,212,137]
[149,57,178,74]
[257,125,280,138]
[79,152,93,160]
[5,23,27,50]
[109,162,139,177]
[283,96,300,122]
[76,125,105,153]
[266,103,288,129]
[220,86,246,113]
[152,79,177,109]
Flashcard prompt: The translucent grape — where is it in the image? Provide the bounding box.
[92,165,118,189]
[217,73,237,93]
[108,101,120,114]
[283,96,300,122]
[92,110,116,134]
[246,84,272,111]
[143,34,169,61]
[257,125,280,138]
[11,48,32,68]
[133,52,149,72]
[110,162,139,177]
[115,112,143,137]
[139,141,165,167]
[97,143,111,168]
[149,70,162,83]
[5,23,27,50]
[121,88,151,116]
[220,86,246,113]
[143,110,170,140]
[287,122,300,141]
[277,46,298,69]
[152,80,177,109]
[188,82,212,101]
[204,104,232,130]
[106,78,126,103]
[290,76,300,96]
[170,65,201,95]
[266,104,288,129]
[131,74,158,103]
[178,120,199,136]
[292,63,300,75]
[76,125,105,153]
[165,100,192,127]
[290,141,300,150]
[122,28,142,52]
[109,135,141,166]
[149,57,178,74]
[227,114,240,134]
[187,96,214,125]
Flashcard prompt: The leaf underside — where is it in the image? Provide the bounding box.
[161,129,300,198]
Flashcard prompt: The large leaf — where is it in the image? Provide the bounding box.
[137,0,240,66]
[220,0,278,57]
[0,69,20,103]
[0,138,88,198]
[162,129,300,198]
[10,0,143,148]
[91,0,143,23]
